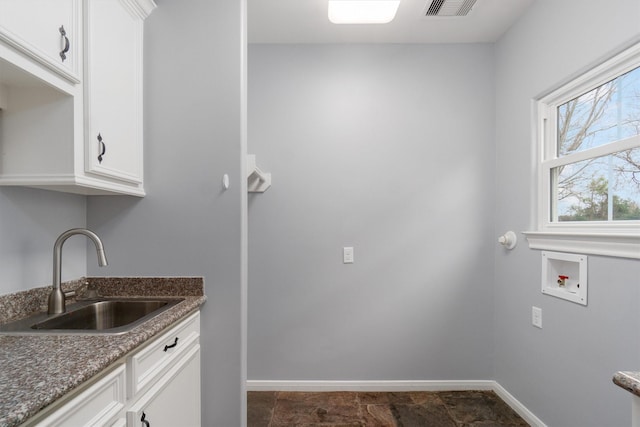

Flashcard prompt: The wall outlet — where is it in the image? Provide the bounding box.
[532,306,542,329]
[343,247,354,264]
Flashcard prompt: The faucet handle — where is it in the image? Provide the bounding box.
[78,281,100,300]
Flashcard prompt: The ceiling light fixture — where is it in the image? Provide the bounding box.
[328,0,401,24]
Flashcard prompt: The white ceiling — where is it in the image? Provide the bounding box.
[248,0,535,44]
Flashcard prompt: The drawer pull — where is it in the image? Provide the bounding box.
[59,26,70,61]
[97,133,106,163]
[141,412,150,426]
[163,337,178,352]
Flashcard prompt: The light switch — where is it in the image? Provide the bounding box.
[532,306,542,329]
[343,247,354,264]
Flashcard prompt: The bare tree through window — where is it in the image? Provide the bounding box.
[554,66,640,222]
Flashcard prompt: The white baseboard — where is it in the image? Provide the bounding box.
[246,379,494,392]
[492,382,547,427]
[246,380,547,427]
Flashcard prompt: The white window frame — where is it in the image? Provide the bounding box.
[524,42,640,259]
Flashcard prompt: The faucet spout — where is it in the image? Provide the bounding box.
[48,228,108,315]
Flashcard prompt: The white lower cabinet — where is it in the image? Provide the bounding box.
[126,344,201,427]
[632,395,640,427]
[125,311,201,427]
[26,311,201,427]
[127,310,200,398]
[28,364,126,427]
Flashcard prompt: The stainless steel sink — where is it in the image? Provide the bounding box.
[0,298,184,335]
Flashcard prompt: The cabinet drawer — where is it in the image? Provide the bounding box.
[127,311,200,397]
[127,344,201,427]
[33,363,126,427]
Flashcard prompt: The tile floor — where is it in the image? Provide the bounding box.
[248,390,529,426]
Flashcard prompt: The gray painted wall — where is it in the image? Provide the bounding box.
[247,44,496,381]
[0,188,87,294]
[494,0,640,426]
[87,0,245,425]
[2,1,640,426]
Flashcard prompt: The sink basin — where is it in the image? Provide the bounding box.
[0,298,184,335]
[33,300,173,331]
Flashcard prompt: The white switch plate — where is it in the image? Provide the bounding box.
[343,247,354,264]
[532,306,542,329]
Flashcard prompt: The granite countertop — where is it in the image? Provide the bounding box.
[613,371,640,397]
[0,277,206,427]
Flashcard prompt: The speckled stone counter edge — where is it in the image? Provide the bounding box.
[0,277,204,324]
[613,371,640,397]
[0,277,205,427]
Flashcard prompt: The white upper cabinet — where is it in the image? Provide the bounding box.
[0,0,155,196]
[0,0,81,83]
[84,0,148,186]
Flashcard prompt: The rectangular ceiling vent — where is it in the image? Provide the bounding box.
[425,0,478,16]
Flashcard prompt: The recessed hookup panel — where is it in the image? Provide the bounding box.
[541,251,588,306]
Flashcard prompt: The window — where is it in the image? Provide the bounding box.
[525,42,640,259]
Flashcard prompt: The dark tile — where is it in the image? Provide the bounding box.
[285,424,363,427]
[247,390,527,427]
[385,391,445,406]
[459,423,528,427]
[390,403,457,427]
[271,392,363,426]
[278,391,360,406]
[248,391,277,427]
[358,391,442,405]
[361,404,397,426]
[385,392,415,405]
[357,391,392,405]
[406,391,444,406]
[438,391,528,426]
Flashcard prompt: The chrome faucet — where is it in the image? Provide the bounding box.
[48,228,108,314]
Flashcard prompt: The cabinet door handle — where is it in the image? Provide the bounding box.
[141,412,150,427]
[59,26,70,61]
[97,133,106,163]
[163,337,178,352]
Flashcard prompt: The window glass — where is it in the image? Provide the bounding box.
[557,66,640,157]
[553,148,640,221]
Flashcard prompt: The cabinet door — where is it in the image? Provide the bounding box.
[0,0,80,82]
[31,364,126,427]
[127,345,201,427]
[84,0,143,185]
